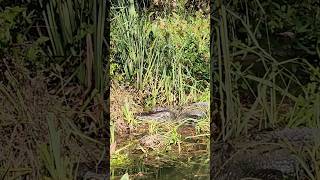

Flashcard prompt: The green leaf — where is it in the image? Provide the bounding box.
[120,173,130,180]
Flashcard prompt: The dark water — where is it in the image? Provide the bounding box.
[141,165,209,180]
[112,158,209,180]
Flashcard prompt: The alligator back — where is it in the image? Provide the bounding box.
[212,128,320,179]
[135,101,209,122]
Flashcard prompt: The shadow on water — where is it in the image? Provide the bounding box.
[112,157,209,180]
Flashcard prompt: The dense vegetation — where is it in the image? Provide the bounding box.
[0,0,107,179]
[1,0,319,179]
[212,0,320,138]
[212,0,320,178]
[110,0,210,179]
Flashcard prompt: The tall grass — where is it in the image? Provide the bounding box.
[39,114,73,180]
[213,1,320,140]
[39,0,106,121]
[111,0,209,107]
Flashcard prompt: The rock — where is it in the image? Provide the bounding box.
[139,134,165,149]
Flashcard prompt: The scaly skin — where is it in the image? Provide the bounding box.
[136,104,320,179]
[212,128,320,179]
[212,145,298,180]
[135,101,209,122]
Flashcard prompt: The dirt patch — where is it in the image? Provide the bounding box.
[110,81,144,136]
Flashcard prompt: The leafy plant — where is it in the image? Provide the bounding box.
[120,173,130,180]
[0,6,26,48]
[111,0,209,106]
[39,113,73,180]
[122,99,136,125]
[39,0,106,121]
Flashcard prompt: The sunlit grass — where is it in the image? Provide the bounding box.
[111,0,209,107]
[110,1,209,179]
[122,99,137,126]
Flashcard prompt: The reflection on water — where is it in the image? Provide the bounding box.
[112,157,209,180]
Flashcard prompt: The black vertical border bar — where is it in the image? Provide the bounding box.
[103,0,111,178]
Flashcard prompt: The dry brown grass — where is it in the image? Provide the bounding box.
[110,81,144,136]
[0,69,105,179]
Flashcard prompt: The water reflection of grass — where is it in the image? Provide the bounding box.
[111,107,210,179]
[111,148,209,180]
[110,84,210,179]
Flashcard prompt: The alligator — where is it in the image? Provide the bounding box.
[134,103,320,179]
[134,101,209,123]
[77,128,319,179]
[212,128,320,180]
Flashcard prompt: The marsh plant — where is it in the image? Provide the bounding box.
[110,0,210,179]
[212,0,320,177]
[111,0,209,107]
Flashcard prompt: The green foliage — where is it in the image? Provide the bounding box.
[111,153,132,168]
[0,6,26,48]
[154,12,210,82]
[286,66,320,127]
[120,173,130,180]
[40,0,106,95]
[25,36,49,67]
[264,1,318,34]
[39,114,73,180]
[122,99,136,125]
[111,1,209,106]
[236,0,319,55]
[213,0,320,139]
[0,1,107,180]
